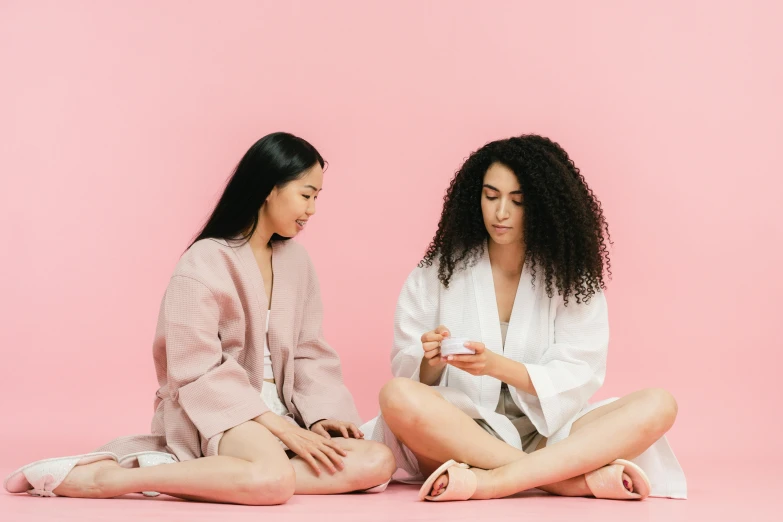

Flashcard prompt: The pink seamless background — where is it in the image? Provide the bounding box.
[0,0,780,475]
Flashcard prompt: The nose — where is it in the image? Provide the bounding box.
[496,198,510,221]
[306,199,317,216]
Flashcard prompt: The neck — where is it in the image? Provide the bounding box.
[487,238,526,276]
[248,215,274,253]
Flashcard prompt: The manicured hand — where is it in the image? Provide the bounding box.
[311,419,364,440]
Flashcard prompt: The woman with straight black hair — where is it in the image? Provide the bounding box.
[5,132,395,505]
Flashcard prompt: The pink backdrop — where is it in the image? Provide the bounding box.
[1,0,780,472]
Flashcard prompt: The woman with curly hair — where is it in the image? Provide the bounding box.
[362,135,687,502]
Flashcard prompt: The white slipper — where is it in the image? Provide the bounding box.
[4,452,118,497]
[360,478,391,493]
[118,451,178,497]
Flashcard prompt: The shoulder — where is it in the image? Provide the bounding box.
[275,240,320,290]
[406,261,438,285]
[171,238,240,285]
[275,239,311,263]
[399,259,444,303]
[274,239,315,275]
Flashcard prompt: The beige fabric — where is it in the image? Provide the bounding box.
[97,238,360,461]
[474,322,543,453]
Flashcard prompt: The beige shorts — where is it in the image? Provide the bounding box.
[475,384,545,453]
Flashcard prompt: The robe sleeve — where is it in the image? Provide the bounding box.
[514,291,609,442]
[291,267,361,429]
[391,268,448,385]
[164,275,268,440]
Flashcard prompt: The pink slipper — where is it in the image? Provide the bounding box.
[418,460,477,502]
[585,459,651,500]
[3,452,118,497]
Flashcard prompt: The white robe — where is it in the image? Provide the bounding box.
[361,248,687,499]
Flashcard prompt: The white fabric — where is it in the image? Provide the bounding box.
[263,314,273,380]
[361,246,687,499]
[261,381,292,451]
[262,381,290,417]
[260,312,292,446]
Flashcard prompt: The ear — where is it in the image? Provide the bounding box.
[265,185,278,204]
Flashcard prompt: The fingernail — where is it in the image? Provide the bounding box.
[623,480,630,490]
[448,356,453,361]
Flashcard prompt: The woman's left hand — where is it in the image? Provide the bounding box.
[443,341,498,376]
[311,419,364,439]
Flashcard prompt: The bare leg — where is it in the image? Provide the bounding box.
[291,438,396,494]
[53,421,296,505]
[379,378,587,496]
[380,378,677,499]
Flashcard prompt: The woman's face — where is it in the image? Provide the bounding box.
[263,163,324,238]
[481,162,524,246]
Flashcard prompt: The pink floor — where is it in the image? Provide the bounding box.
[1,457,773,522]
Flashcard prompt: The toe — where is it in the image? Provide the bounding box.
[431,473,450,496]
[621,472,633,492]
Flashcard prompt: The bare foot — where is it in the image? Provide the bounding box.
[52,460,122,498]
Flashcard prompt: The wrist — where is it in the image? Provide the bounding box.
[255,411,286,435]
[309,419,326,430]
[419,357,446,385]
[486,351,502,377]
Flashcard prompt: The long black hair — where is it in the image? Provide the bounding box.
[191,132,325,247]
[421,134,611,304]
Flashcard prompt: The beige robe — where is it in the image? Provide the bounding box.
[97,238,360,461]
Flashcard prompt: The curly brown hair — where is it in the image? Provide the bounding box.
[421,135,612,304]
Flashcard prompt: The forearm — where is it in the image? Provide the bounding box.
[419,357,446,386]
[489,355,538,396]
[254,411,288,434]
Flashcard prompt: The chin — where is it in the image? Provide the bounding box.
[489,234,520,246]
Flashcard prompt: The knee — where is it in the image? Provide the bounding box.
[379,377,427,421]
[354,441,396,489]
[367,441,397,480]
[640,388,678,435]
[236,463,295,506]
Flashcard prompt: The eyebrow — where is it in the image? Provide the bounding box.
[483,183,522,195]
[304,185,322,192]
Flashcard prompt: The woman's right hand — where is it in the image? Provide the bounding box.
[256,413,347,475]
[421,325,450,368]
